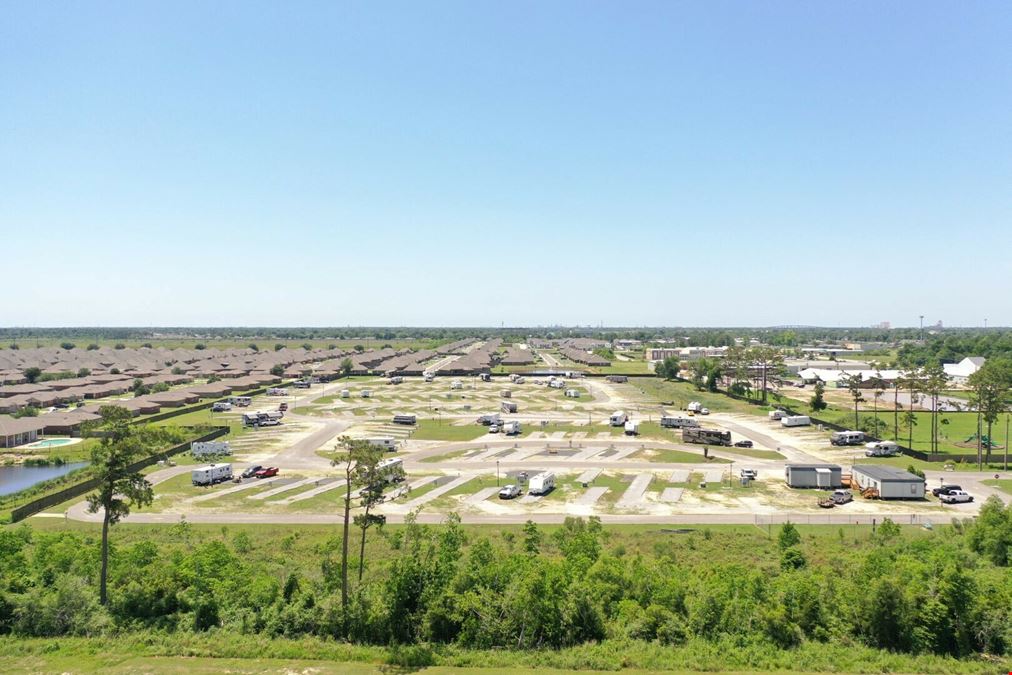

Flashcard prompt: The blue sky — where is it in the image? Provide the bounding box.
[2,1,1010,327]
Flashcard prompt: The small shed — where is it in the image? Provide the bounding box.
[852,465,925,499]
[784,464,842,489]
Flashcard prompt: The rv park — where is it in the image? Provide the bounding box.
[4,336,1009,527]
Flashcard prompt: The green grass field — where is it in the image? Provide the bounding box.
[411,419,489,442]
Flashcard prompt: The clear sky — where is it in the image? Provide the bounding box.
[2,1,1010,327]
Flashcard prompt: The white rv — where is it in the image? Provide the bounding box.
[450,380,463,390]
[191,463,233,486]
[503,421,522,436]
[865,441,900,457]
[376,457,405,483]
[609,411,628,426]
[191,441,232,457]
[361,389,372,398]
[768,410,786,421]
[423,372,435,383]
[266,388,288,396]
[211,401,232,412]
[340,389,351,398]
[781,415,811,427]
[564,389,580,398]
[831,430,865,446]
[661,415,698,429]
[528,471,555,495]
[366,437,398,452]
[624,420,640,436]
[388,376,404,385]
[687,401,703,413]
[229,396,252,407]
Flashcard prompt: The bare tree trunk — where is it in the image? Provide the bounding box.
[357,504,370,582]
[893,387,899,441]
[100,510,110,605]
[341,468,351,615]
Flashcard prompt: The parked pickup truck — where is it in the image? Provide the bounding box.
[940,490,973,504]
[932,484,962,498]
[498,484,521,499]
[254,467,279,479]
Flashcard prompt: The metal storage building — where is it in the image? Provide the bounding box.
[784,464,842,489]
[852,465,925,499]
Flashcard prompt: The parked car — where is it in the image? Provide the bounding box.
[499,484,521,499]
[241,465,263,479]
[734,440,753,448]
[254,466,279,478]
[940,490,973,504]
[488,424,500,433]
[932,484,962,497]
[831,489,853,504]
[699,408,710,415]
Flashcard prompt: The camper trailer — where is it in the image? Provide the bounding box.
[340,389,351,398]
[229,396,252,407]
[781,415,811,428]
[423,372,435,383]
[392,414,417,425]
[191,463,233,486]
[191,441,232,458]
[388,376,404,385]
[477,414,502,426]
[683,427,732,446]
[211,401,232,412]
[501,401,518,413]
[361,389,371,398]
[687,401,703,413]
[768,410,786,421]
[366,437,398,452]
[661,415,698,429]
[865,441,900,457]
[564,389,581,398]
[528,471,555,495]
[831,430,865,446]
[624,420,640,436]
[450,380,463,390]
[500,389,512,398]
[266,388,288,396]
[609,411,628,426]
[503,421,522,436]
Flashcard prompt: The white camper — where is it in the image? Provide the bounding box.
[266,388,288,396]
[781,415,811,427]
[624,420,640,436]
[564,389,581,398]
[361,389,372,398]
[768,410,786,421]
[865,440,900,457]
[366,437,398,451]
[528,471,555,495]
[661,415,698,429]
[503,421,522,436]
[609,411,628,426]
[687,401,703,413]
[191,441,232,457]
[831,430,865,446]
[423,372,435,383]
[376,457,405,483]
[191,463,233,486]
[450,380,463,390]
[340,389,351,398]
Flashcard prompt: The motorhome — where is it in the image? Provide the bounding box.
[624,420,640,436]
[477,414,502,426]
[687,401,703,413]
[865,440,900,457]
[191,463,233,486]
[831,430,865,446]
[683,427,732,446]
[211,401,232,412]
[266,388,288,396]
[294,380,311,389]
[609,411,628,426]
[392,414,417,425]
[366,437,398,452]
[503,421,522,436]
[548,379,565,389]
[501,401,518,413]
[781,415,811,427]
[376,457,405,483]
[660,415,699,429]
[528,471,555,495]
[229,396,252,407]
[388,376,404,385]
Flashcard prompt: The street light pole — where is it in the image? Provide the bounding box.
[496,459,500,486]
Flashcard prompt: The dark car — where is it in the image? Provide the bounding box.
[932,484,962,497]
[242,465,263,479]
[255,466,279,479]
[734,440,754,448]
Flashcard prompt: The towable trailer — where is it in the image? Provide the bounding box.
[682,427,732,446]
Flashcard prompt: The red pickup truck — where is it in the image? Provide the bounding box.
[254,467,279,479]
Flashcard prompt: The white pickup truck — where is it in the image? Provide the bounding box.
[940,490,974,504]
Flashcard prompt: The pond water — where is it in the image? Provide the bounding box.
[0,462,89,497]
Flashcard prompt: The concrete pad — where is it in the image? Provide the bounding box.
[596,432,612,439]
[668,470,690,484]
[660,487,684,503]
[191,478,279,502]
[617,473,653,508]
[402,474,476,510]
[576,469,601,484]
[549,431,566,440]
[577,486,609,505]
[527,432,545,440]
[518,493,542,504]
[571,432,587,440]
[569,447,605,461]
[277,479,347,504]
[703,468,725,484]
[501,446,544,462]
[607,447,640,461]
[249,477,320,500]
[467,486,500,504]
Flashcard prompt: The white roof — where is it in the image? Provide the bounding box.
[943,357,985,378]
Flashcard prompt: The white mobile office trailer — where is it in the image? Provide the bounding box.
[191,463,233,486]
[609,411,628,426]
[528,471,555,495]
[781,415,811,427]
[191,441,232,457]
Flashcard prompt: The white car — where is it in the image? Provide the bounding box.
[488,424,500,434]
[498,484,521,499]
[940,490,974,504]
[699,408,710,415]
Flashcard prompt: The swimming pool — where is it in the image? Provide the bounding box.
[23,438,78,449]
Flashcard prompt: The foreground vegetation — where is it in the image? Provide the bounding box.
[2,502,1011,672]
